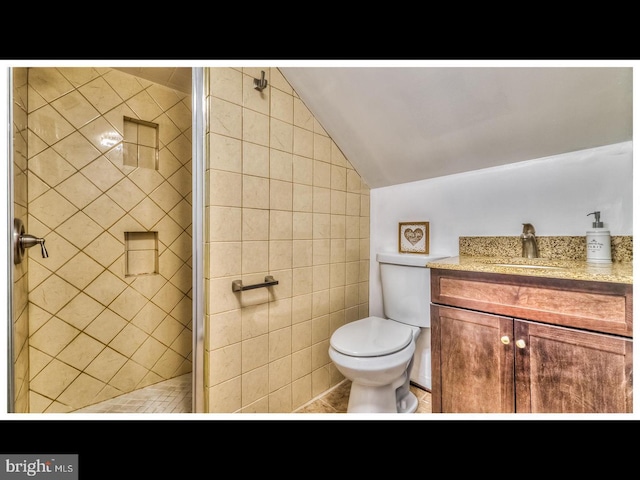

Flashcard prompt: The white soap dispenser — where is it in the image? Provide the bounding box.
[586,211,612,264]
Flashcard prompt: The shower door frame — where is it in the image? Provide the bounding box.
[191,67,205,413]
[5,66,206,414]
[6,67,16,413]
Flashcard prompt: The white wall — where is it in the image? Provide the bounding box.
[369,141,633,317]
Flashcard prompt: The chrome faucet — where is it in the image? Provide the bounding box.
[521,223,538,258]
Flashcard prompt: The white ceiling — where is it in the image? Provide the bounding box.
[280,66,633,188]
[117,65,633,190]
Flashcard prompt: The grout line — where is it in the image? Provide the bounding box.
[73,374,430,414]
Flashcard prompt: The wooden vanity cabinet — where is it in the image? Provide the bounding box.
[430,268,633,414]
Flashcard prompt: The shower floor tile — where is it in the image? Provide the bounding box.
[73,373,192,414]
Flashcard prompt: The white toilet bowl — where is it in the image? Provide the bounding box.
[328,251,448,413]
[329,316,420,413]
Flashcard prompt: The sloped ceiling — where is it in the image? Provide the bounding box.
[115,65,633,190]
[114,67,192,94]
[280,66,633,189]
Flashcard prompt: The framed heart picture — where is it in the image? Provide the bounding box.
[399,222,429,254]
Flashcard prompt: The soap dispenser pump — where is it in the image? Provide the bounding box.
[586,211,612,264]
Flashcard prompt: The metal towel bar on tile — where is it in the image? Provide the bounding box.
[232,276,279,292]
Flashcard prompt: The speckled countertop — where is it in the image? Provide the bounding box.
[426,256,633,284]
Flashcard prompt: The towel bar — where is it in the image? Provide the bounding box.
[232,275,279,292]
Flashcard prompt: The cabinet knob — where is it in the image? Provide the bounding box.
[500,336,510,345]
[516,339,526,349]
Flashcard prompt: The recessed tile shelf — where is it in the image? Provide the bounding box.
[123,116,159,170]
[125,231,159,276]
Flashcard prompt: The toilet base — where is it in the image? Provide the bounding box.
[346,383,418,413]
[347,383,398,413]
[397,390,418,413]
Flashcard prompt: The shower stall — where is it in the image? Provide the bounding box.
[7,66,205,413]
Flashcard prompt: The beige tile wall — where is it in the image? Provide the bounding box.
[25,67,193,412]
[205,67,370,413]
[12,67,29,413]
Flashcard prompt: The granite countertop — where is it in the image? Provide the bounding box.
[426,256,633,284]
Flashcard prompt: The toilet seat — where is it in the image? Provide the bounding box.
[330,316,414,357]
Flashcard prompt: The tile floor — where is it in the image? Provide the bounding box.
[73,374,192,413]
[293,381,432,414]
[72,375,432,414]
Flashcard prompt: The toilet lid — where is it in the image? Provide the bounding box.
[330,316,413,357]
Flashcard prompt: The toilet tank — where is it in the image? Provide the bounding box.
[377,252,448,328]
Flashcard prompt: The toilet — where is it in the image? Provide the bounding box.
[329,252,448,413]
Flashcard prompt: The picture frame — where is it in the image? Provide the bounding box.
[399,222,429,254]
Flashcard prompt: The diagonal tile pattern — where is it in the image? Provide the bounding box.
[72,373,193,414]
[14,66,376,417]
[26,67,193,413]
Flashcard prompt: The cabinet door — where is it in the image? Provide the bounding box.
[514,320,633,413]
[432,305,515,413]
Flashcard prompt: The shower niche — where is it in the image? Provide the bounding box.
[122,116,159,170]
[125,231,159,276]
